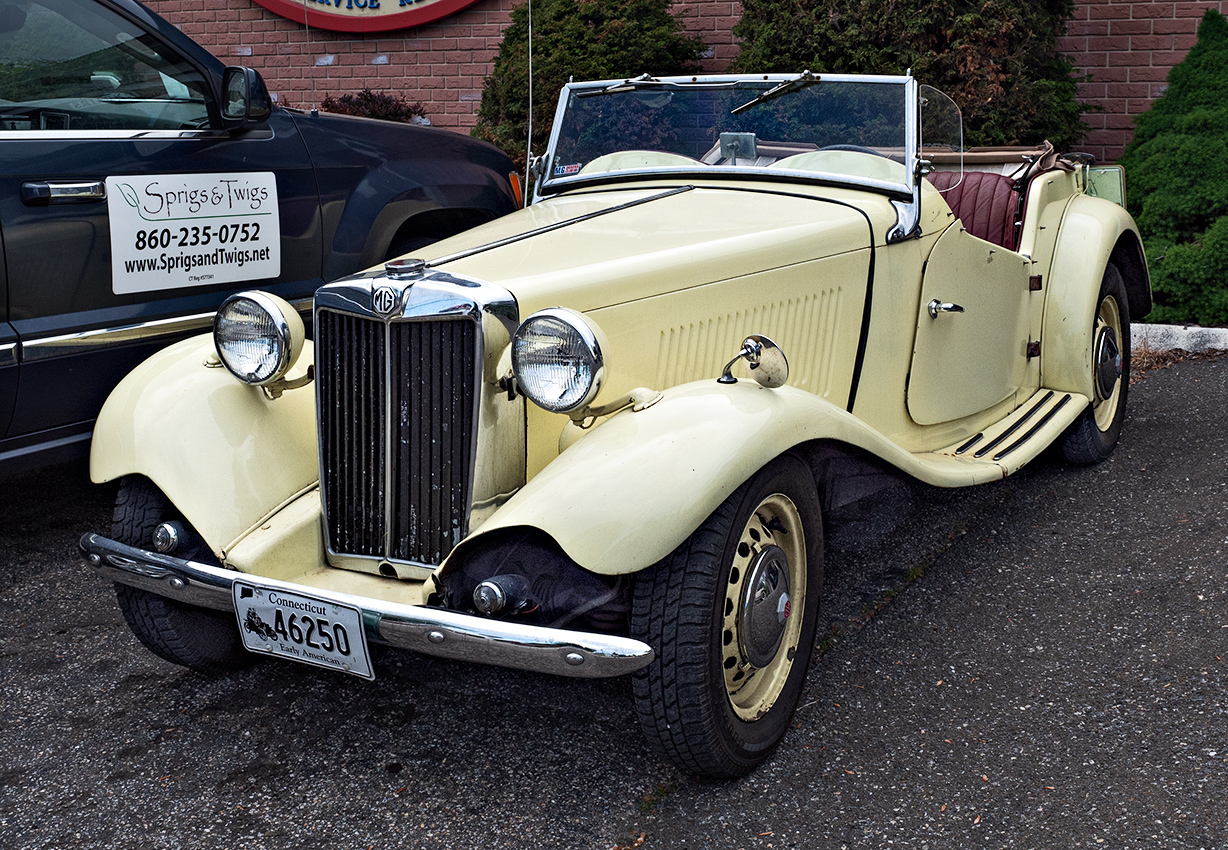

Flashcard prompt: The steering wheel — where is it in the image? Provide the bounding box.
[819,144,886,157]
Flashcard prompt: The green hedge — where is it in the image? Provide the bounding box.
[729,0,1087,150]
[472,0,705,165]
[1119,11,1228,325]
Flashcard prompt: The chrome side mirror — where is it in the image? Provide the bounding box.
[717,334,789,389]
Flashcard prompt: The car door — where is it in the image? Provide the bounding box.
[0,0,320,451]
[906,225,1033,425]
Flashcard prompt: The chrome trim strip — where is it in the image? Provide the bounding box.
[0,129,227,141]
[0,343,15,368]
[21,299,316,363]
[81,533,653,678]
[19,312,217,362]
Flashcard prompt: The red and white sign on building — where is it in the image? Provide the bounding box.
[251,0,485,32]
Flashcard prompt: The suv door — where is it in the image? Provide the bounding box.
[0,0,320,466]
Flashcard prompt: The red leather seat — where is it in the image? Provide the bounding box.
[927,170,1021,251]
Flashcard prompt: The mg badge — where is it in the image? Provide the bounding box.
[372,286,398,316]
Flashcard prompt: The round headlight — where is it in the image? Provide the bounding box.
[512,308,605,413]
[213,291,304,386]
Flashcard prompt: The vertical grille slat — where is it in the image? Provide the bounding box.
[318,309,478,567]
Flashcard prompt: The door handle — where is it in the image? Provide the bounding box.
[927,299,965,319]
[21,180,107,206]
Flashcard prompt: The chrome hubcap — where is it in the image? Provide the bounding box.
[739,545,791,668]
[1094,324,1121,402]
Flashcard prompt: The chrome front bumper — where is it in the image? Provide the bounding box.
[80,533,653,679]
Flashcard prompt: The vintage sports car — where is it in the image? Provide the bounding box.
[81,73,1151,778]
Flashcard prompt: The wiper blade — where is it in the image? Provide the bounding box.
[577,74,668,98]
[730,70,820,115]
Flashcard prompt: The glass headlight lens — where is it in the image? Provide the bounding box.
[213,291,303,386]
[512,309,605,413]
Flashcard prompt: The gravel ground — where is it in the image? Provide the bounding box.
[1,356,1225,850]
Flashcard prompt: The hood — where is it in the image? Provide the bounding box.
[419,184,891,315]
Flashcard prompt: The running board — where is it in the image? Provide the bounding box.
[910,389,1090,482]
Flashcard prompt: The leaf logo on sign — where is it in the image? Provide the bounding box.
[117,183,140,208]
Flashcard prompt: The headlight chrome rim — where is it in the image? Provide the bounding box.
[213,291,304,386]
[512,308,605,414]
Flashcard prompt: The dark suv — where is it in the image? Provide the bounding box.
[0,0,518,475]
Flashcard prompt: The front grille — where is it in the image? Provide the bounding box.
[317,309,479,566]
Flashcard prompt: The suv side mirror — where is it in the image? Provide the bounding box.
[221,66,272,130]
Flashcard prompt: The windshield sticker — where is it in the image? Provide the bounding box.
[553,163,582,176]
[107,172,281,294]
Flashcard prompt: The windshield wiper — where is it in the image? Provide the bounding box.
[730,70,821,115]
[577,74,669,98]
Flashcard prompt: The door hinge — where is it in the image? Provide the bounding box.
[1029,274,1043,292]
[1026,340,1041,359]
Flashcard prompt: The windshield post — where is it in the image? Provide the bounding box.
[887,75,922,243]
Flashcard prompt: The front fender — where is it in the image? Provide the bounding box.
[1042,195,1146,397]
[452,380,995,576]
[90,335,318,555]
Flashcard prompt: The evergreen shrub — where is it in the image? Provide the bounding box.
[1119,11,1228,325]
[729,0,1087,150]
[473,0,705,165]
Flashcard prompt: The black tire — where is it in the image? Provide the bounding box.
[631,454,823,778]
[112,476,253,674]
[1061,263,1130,464]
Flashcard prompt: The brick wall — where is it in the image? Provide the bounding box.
[149,0,741,132]
[1059,0,1227,162]
[149,0,1222,161]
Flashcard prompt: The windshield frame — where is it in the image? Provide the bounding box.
[535,72,921,205]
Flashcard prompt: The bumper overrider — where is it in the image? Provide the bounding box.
[80,533,654,678]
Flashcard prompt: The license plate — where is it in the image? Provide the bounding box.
[233,581,374,680]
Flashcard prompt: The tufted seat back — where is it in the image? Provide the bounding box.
[927,170,1021,251]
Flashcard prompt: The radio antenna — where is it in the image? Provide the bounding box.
[524,0,533,200]
[299,0,319,116]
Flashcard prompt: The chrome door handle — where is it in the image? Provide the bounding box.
[928,299,966,319]
[21,180,107,205]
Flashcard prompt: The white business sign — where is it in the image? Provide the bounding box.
[107,172,281,294]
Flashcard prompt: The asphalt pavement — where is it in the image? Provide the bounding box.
[1,354,1225,850]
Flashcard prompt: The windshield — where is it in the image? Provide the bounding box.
[540,74,924,198]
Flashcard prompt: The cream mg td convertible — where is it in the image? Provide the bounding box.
[81,72,1151,778]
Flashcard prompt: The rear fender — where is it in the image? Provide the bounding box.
[90,335,318,555]
[1042,195,1148,397]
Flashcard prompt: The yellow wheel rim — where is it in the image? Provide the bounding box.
[1092,294,1124,432]
[721,493,807,721]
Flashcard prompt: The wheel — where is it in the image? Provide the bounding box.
[1061,263,1130,464]
[112,476,253,674]
[631,454,823,778]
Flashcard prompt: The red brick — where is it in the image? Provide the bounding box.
[1129,34,1175,50]
[1127,66,1171,82]
[1088,34,1131,51]
[1107,82,1152,98]
[1105,50,1152,66]
[1152,18,1199,34]
[1175,2,1222,17]
[1087,4,1132,20]
[1091,65,1129,82]
[1107,19,1152,35]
